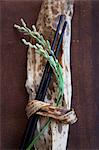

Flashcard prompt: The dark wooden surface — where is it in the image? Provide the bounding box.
[0,0,99,149]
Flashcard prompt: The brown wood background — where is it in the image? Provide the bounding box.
[0,0,99,149]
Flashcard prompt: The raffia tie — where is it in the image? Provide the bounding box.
[26,100,77,124]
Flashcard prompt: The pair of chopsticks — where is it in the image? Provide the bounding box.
[20,15,67,149]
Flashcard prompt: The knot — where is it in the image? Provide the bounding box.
[26,100,77,124]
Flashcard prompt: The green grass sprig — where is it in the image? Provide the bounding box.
[14,19,64,149]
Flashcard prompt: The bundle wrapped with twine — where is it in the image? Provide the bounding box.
[14,0,77,150]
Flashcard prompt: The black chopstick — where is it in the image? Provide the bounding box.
[20,15,67,149]
[35,15,64,100]
[41,21,67,101]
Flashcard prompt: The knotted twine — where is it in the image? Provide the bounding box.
[26,100,77,124]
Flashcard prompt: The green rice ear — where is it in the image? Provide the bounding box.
[14,19,64,105]
[14,19,64,148]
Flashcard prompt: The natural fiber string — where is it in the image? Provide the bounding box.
[26,100,77,124]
